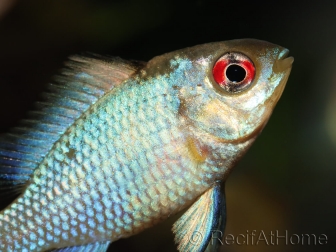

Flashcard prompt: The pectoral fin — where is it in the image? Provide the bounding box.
[172,182,226,252]
[49,241,110,252]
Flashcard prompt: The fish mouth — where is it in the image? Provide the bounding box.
[275,49,294,72]
[278,48,290,60]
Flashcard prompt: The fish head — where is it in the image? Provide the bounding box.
[173,39,294,143]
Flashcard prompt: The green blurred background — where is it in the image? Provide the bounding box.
[0,0,335,251]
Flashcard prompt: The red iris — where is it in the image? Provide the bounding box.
[212,52,255,93]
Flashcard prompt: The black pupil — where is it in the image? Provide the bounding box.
[226,64,246,83]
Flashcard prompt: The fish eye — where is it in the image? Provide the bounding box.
[212,52,255,93]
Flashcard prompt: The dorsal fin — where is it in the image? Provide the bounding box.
[0,54,143,209]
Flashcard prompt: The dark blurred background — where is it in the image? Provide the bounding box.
[0,0,335,251]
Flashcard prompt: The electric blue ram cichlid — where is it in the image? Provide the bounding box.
[0,39,293,252]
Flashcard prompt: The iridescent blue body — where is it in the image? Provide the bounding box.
[0,39,293,251]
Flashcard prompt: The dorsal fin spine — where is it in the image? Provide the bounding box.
[27,111,74,126]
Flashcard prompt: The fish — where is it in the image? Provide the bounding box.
[0,39,293,252]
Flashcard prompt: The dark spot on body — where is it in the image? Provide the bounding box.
[178,97,188,117]
[66,148,76,159]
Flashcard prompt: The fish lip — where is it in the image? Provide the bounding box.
[278,49,290,60]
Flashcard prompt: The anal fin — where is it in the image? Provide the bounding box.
[49,241,110,252]
[173,182,226,252]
